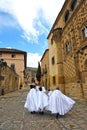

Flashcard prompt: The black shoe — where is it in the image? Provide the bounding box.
[56,113,59,118]
[31,112,33,114]
[31,111,35,114]
[41,111,44,115]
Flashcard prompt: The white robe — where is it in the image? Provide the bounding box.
[42,86,49,109]
[47,89,75,115]
[37,87,48,111]
[24,88,38,112]
[48,90,52,97]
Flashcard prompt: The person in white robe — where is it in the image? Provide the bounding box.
[24,84,38,113]
[45,89,52,111]
[42,86,49,109]
[47,87,75,118]
[36,85,40,92]
[48,89,52,98]
[37,86,48,114]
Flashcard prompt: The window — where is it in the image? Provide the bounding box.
[31,78,35,82]
[51,37,53,45]
[15,77,17,80]
[0,76,4,80]
[43,68,44,74]
[11,53,16,58]
[0,53,2,57]
[71,0,77,11]
[66,43,71,52]
[82,26,87,39]
[65,10,70,22]
[84,60,87,70]
[53,76,56,85]
[44,64,47,73]
[51,56,55,64]
[10,64,15,70]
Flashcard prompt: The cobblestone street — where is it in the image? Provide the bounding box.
[0,86,87,130]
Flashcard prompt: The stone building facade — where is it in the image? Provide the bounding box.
[24,67,37,85]
[46,0,87,99]
[0,48,27,88]
[0,61,19,95]
[40,49,49,90]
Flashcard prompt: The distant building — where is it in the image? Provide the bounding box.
[0,48,27,88]
[41,0,87,99]
[0,60,19,95]
[24,67,37,85]
[40,49,49,90]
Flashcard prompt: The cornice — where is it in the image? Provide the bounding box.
[47,0,69,39]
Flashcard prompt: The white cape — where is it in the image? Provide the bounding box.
[37,87,48,111]
[24,88,38,112]
[47,89,75,115]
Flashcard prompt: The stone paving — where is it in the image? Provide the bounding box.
[0,87,87,130]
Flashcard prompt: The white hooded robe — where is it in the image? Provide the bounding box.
[24,88,38,112]
[48,89,75,115]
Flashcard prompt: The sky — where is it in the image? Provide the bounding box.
[0,0,65,68]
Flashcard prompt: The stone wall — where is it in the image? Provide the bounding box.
[0,65,19,95]
[61,0,87,99]
[24,67,37,85]
[65,83,83,99]
[47,0,87,99]
[0,49,27,88]
[40,49,49,90]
